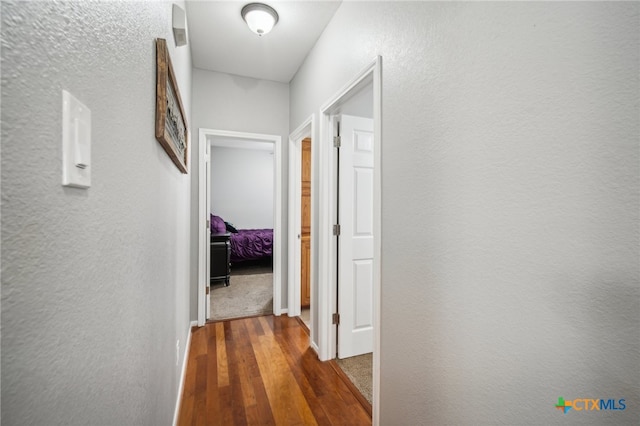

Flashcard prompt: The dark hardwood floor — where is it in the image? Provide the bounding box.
[177,315,372,426]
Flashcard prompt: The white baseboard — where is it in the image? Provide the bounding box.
[173,321,198,426]
[310,340,320,356]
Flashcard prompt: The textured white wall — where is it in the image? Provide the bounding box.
[210,146,274,229]
[190,69,289,312]
[1,1,192,424]
[290,2,639,424]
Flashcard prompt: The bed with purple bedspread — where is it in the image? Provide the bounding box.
[229,229,273,262]
[210,214,273,263]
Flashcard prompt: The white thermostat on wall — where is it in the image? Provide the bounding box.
[62,90,91,188]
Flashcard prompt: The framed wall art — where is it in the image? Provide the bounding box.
[155,38,188,174]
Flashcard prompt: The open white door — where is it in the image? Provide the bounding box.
[337,114,374,359]
[205,143,211,321]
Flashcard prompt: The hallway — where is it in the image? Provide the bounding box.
[3,2,638,425]
[177,316,371,425]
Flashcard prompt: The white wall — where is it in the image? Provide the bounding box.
[290,2,639,425]
[190,69,289,312]
[210,146,274,229]
[340,85,373,119]
[1,1,192,424]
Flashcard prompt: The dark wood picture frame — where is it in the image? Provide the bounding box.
[155,38,188,174]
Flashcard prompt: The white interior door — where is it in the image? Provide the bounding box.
[205,143,211,320]
[338,114,374,359]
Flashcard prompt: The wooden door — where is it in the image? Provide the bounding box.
[301,138,312,308]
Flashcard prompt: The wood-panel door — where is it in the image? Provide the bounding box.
[301,138,312,308]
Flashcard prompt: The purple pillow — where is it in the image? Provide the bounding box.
[210,214,226,234]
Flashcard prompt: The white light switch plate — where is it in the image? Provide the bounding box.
[62,90,91,188]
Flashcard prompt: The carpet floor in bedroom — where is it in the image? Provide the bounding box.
[336,353,373,405]
[209,268,273,321]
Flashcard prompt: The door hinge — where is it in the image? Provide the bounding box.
[206,286,210,295]
[332,313,340,325]
[333,136,341,148]
[206,219,210,230]
[333,224,341,236]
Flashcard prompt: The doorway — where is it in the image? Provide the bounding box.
[317,57,382,421]
[288,115,316,346]
[208,138,275,321]
[197,129,283,326]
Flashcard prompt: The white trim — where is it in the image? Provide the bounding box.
[372,56,382,426]
[288,115,314,319]
[317,57,382,426]
[197,130,207,326]
[273,132,283,315]
[288,115,317,350]
[205,143,212,320]
[197,128,284,327]
[316,112,333,362]
[310,340,320,357]
[172,321,198,426]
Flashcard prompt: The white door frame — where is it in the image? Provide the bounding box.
[288,115,317,349]
[317,57,382,423]
[287,115,315,318]
[197,128,283,326]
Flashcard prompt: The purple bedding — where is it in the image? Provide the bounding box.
[210,214,273,262]
[230,229,273,262]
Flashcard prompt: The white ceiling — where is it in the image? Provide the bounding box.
[185,1,342,83]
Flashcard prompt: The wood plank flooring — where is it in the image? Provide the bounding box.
[178,315,372,426]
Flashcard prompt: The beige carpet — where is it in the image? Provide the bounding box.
[300,308,310,328]
[336,353,373,404]
[209,273,273,321]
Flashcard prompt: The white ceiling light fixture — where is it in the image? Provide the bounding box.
[241,3,279,36]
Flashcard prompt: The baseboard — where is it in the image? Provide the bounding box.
[310,340,320,356]
[274,308,288,316]
[328,359,372,418]
[294,316,319,357]
[172,321,197,426]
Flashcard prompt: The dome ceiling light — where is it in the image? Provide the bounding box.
[241,3,279,36]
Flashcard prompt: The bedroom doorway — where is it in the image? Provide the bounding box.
[209,138,274,321]
[197,129,283,326]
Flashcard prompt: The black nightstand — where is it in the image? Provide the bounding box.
[210,233,231,286]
